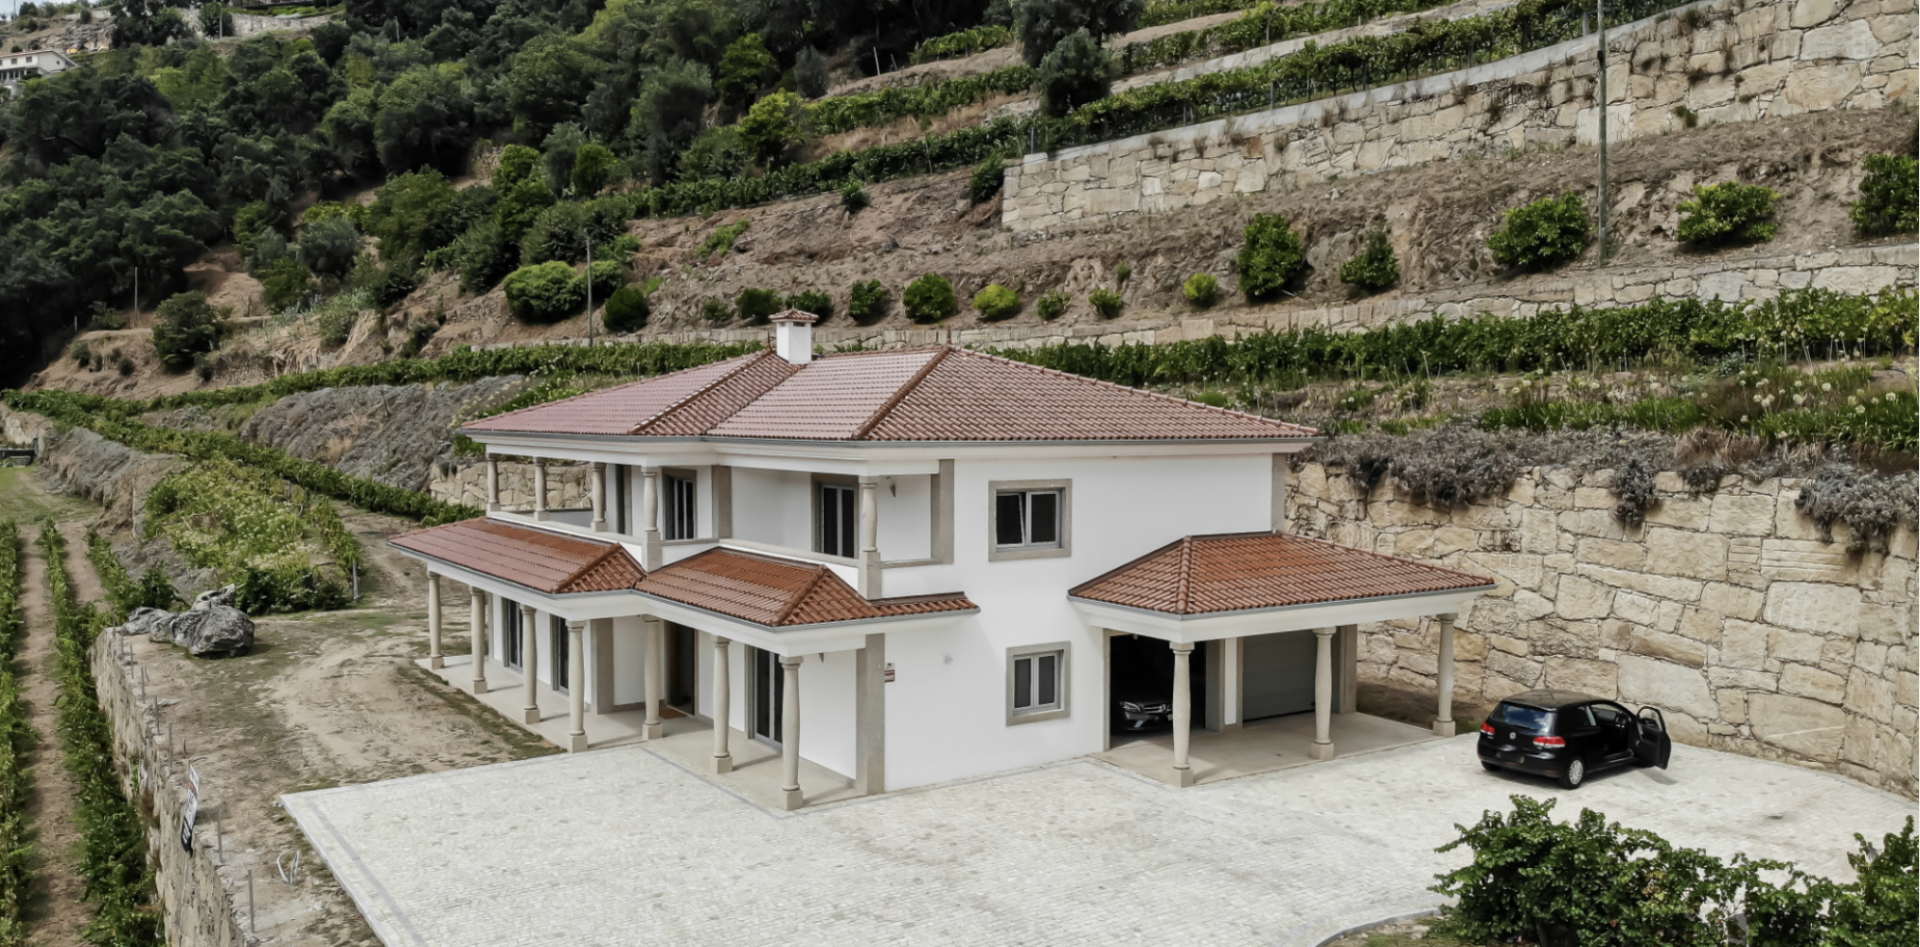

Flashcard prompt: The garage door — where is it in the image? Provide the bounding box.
[1241,631,1315,720]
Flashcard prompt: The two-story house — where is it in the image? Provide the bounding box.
[392,311,1494,808]
[0,48,74,93]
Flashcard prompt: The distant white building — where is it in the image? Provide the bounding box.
[0,48,74,92]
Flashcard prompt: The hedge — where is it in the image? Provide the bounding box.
[0,522,28,947]
[1121,0,1464,74]
[806,66,1035,135]
[910,24,1016,63]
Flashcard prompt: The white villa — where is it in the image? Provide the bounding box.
[392,310,1494,809]
[0,48,74,92]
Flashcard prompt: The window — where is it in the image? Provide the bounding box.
[663,473,696,540]
[987,480,1071,561]
[549,616,570,693]
[818,482,856,558]
[501,599,523,669]
[613,465,630,534]
[1006,643,1070,725]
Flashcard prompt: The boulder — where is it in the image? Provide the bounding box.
[167,605,254,658]
[191,584,238,611]
[121,607,171,640]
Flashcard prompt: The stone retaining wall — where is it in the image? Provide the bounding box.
[1003,0,1917,231]
[91,631,249,947]
[1287,462,1918,797]
[430,459,593,512]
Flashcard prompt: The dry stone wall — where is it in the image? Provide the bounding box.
[1288,462,1918,797]
[431,459,594,512]
[1002,0,1917,232]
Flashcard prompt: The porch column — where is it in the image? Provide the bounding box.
[1335,624,1359,714]
[590,462,608,532]
[1170,642,1195,788]
[1433,613,1458,737]
[857,477,880,597]
[780,654,803,811]
[567,620,588,752]
[486,455,501,511]
[1311,628,1335,760]
[642,616,664,739]
[521,604,540,725]
[711,636,732,774]
[533,459,550,521]
[855,633,885,795]
[641,466,663,570]
[469,587,489,694]
[426,573,443,669]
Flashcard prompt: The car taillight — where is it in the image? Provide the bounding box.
[1533,735,1566,748]
[1480,723,1496,736]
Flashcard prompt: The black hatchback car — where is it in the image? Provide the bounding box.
[1478,690,1672,789]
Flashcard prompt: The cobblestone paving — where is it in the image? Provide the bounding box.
[286,736,1913,947]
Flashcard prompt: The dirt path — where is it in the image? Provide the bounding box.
[16,525,90,947]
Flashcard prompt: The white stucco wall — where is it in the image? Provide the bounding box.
[612,616,648,706]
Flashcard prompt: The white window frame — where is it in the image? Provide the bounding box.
[1006,642,1070,725]
[988,479,1071,562]
[663,470,697,541]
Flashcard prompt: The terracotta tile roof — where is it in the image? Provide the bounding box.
[390,519,645,594]
[461,347,1316,442]
[638,548,976,627]
[1069,532,1495,616]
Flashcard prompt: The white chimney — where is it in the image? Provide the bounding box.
[772,308,818,365]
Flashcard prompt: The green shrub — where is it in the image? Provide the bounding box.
[841,180,870,214]
[699,220,750,258]
[1488,192,1591,271]
[72,341,91,365]
[974,283,1021,321]
[503,261,586,323]
[1036,291,1069,321]
[259,257,315,312]
[449,220,515,294]
[848,280,888,323]
[1183,273,1218,308]
[1115,262,1131,284]
[785,290,833,321]
[570,142,623,195]
[586,258,626,301]
[969,157,1005,204]
[739,90,805,165]
[1339,230,1400,292]
[1037,28,1118,116]
[1238,214,1306,301]
[88,300,127,331]
[911,24,1015,63]
[1851,153,1918,236]
[737,287,782,324]
[904,273,958,323]
[1677,182,1779,247]
[1089,288,1124,318]
[116,355,135,376]
[603,286,650,334]
[152,291,224,372]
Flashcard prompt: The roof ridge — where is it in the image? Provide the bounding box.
[553,543,636,592]
[949,348,1317,437]
[629,350,785,436]
[851,346,953,440]
[1173,536,1196,613]
[772,565,836,626]
[1067,534,1192,599]
[473,351,762,430]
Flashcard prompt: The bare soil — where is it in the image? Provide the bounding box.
[15,524,89,947]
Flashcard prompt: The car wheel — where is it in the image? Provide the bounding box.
[1480,761,1501,773]
[1559,757,1585,789]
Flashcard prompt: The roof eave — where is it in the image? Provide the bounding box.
[1068,583,1494,644]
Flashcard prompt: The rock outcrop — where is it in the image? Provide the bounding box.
[119,585,255,658]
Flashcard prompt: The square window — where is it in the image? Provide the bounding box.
[1007,644,1069,724]
[664,473,696,540]
[994,489,1063,550]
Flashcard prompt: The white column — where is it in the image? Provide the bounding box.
[567,620,587,752]
[426,573,443,669]
[1222,636,1242,730]
[641,466,663,570]
[469,587,488,694]
[857,476,880,597]
[711,636,732,774]
[590,462,607,532]
[521,604,540,725]
[1311,628,1335,761]
[533,459,550,521]
[643,617,664,740]
[1433,613,1458,737]
[1170,642,1195,787]
[780,654,803,811]
[486,455,501,511]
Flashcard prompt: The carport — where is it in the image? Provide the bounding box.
[1071,532,1495,787]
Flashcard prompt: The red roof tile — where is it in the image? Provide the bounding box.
[639,548,975,626]
[391,519,645,594]
[1070,532,1494,616]
[461,347,1315,442]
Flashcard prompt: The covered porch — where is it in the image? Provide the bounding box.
[1071,532,1496,788]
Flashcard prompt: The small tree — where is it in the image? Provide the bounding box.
[152,292,224,372]
[1037,28,1117,116]
[841,180,870,214]
[1488,192,1591,271]
[737,287,782,324]
[794,47,831,99]
[503,261,586,323]
[785,290,833,320]
[1851,153,1918,236]
[740,91,806,167]
[294,217,364,279]
[717,33,779,112]
[587,258,626,301]
[904,273,958,323]
[1015,0,1146,67]
[570,142,623,195]
[1237,214,1306,301]
[603,286,649,334]
[974,283,1020,320]
[1677,182,1779,247]
[258,258,313,312]
[1339,230,1400,292]
[848,280,888,324]
[1183,273,1218,308]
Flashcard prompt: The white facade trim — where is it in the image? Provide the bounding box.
[1067,588,1488,643]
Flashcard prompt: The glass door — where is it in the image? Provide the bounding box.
[751,647,784,746]
[550,616,570,693]
[501,599,523,669]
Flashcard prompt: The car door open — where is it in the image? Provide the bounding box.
[1633,707,1672,769]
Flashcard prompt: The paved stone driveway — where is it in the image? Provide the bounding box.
[286,737,1912,947]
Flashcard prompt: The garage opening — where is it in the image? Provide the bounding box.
[1108,634,1208,746]
[1241,630,1316,721]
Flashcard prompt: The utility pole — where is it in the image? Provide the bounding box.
[1596,0,1609,262]
[132,265,138,324]
[585,234,594,347]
